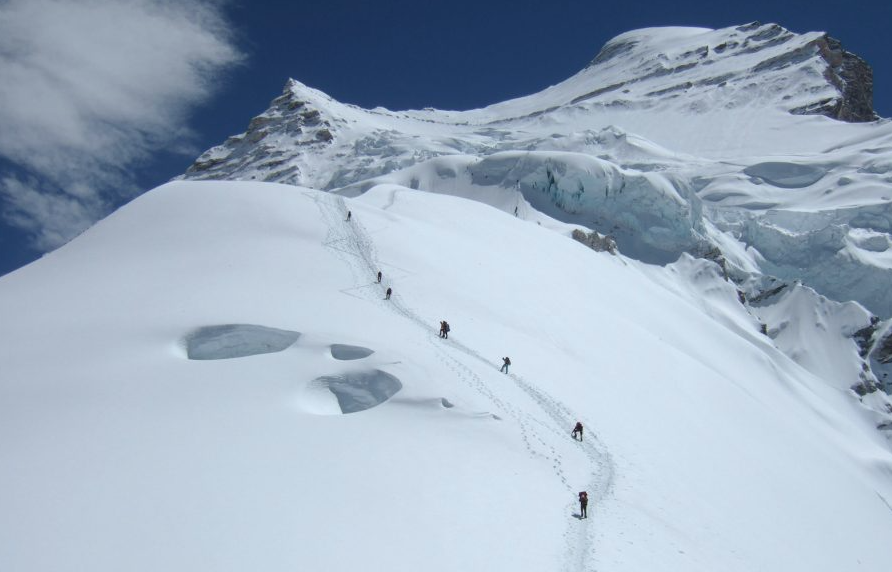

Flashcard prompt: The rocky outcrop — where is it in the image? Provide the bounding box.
[571,229,617,254]
[851,370,879,396]
[184,80,335,185]
[791,35,877,122]
[696,246,729,279]
[873,327,892,392]
[853,317,881,358]
[876,329,892,365]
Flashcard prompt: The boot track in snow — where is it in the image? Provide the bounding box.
[313,192,616,571]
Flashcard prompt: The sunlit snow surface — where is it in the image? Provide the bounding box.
[2,180,892,572]
[184,22,892,322]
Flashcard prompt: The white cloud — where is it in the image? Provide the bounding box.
[0,174,102,251]
[0,0,243,250]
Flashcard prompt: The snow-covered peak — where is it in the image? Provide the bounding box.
[179,21,892,386]
[577,22,873,121]
[183,22,881,189]
[596,25,715,47]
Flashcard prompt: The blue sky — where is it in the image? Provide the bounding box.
[1,0,890,276]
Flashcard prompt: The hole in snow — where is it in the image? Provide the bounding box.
[742,162,827,188]
[185,324,301,360]
[313,370,402,414]
[330,344,375,360]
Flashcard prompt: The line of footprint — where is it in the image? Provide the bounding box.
[318,193,614,571]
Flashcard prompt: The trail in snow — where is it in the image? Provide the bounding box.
[312,191,615,571]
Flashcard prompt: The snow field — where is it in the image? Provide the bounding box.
[1,180,892,571]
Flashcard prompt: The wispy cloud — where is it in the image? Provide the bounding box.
[0,0,243,250]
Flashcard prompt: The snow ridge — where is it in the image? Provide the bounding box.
[317,189,616,568]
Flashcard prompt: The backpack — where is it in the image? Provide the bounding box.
[445,323,450,332]
[579,491,588,502]
[505,357,511,365]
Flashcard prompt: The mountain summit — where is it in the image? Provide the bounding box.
[581,22,876,122]
[184,22,879,189]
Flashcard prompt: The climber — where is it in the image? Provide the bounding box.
[500,356,511,374]
[571,421,583,441]
[377,271,382,283]
[385,287,392,300]
[578,491,588,519]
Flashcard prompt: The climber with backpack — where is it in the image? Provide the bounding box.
[578,491,588,519]
[500,356,511,373]
[572,421,584,441]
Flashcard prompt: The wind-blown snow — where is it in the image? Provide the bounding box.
[2,179,891,571]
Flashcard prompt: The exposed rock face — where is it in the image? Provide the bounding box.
[739,278,790,306]
[851,375,879,397]
[571,229,617,254]
[184,80,336,185]
[792,35,878,122]
[853,317,881,358]
[873,328,892,392]
[877,330,892,365]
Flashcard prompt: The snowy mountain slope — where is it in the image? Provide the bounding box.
[2,180,892,571]
[183,21,878,188]
[180,22,892,394]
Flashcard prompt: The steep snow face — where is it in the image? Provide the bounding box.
[183,22,878,189]
[2,180,892,572]
[577,23,875,122]
[179,22,892,392]
[744,280,875,390]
